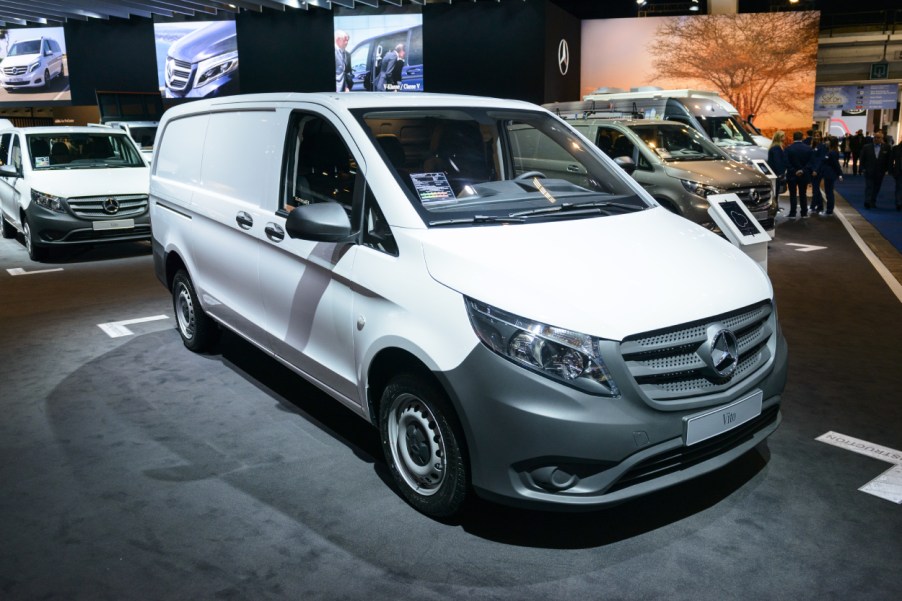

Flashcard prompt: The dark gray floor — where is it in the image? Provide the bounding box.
[1,200,901,600]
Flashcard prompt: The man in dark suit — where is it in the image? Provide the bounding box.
[784,131,813,218]
[891,138,902,211]
[334,30,352,93]
[850,129,864,174]
[375,44,405,91]
[860,131,892,209]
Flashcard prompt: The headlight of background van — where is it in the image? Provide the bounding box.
[465,298,620,396]
[680,179,721,199]
[194,51,238,88]
[31,190,66,213]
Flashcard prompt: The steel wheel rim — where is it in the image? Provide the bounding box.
[387,393,446,496]
[175,282,195,340]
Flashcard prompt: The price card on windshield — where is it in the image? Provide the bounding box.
[410,172,457,204]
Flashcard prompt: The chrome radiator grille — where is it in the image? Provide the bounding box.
[2,65,28,76]
[726,185,773,211]
[165,57,192,91]
[67,195,149,219]
[621,301,774,401]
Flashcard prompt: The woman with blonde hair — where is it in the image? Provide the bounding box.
[767,130,787,195]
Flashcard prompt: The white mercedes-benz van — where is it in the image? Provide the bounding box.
[150,93,787,517]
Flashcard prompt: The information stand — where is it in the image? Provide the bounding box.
[707,193,769,271]
[751,159,779,208]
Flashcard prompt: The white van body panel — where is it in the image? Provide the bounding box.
[419,208,771,342]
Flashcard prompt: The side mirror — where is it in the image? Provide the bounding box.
[285,201,353,242]
[614,155,637,176]
[0,164,22,178]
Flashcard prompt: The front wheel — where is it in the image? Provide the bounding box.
[172,270,218,352]
[43,69,51,89]
[380,373,468,518]
[23,218,47,262]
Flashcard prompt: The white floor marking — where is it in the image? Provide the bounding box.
[816,431,902,504]
[98,315,169,338]
[834,208,902,304]
[786,242,827,252]
[7,267,64,276]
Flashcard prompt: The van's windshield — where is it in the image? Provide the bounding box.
[698,115,756,147]
[629,123,726,162]
[353,107,649,226]
[8,41,41,56]
[26,133,146,170]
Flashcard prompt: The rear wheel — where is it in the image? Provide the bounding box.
[380,373,468,518]
[172,270,218,352]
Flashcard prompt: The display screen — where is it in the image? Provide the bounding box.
[154,20,240,100]
[719,200,760,237]
[753,160,775,177]
[333,12,423,93]
[0,27,71,106]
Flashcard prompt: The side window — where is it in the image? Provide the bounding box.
[10,136,22,171]
[362,185,397,256]
[408,27,423,66]
[282,113,358,216]
[0,133,11,166]
[607,131,636,162]
[594,128,615,156]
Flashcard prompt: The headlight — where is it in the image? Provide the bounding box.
[465,298,619,396]
[28,61,41,73]
[31,190,66,213]
[194,52,238,88]
[680,179,721,198]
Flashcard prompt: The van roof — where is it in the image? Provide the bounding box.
[161,92,544,119]
[11,126,132,135]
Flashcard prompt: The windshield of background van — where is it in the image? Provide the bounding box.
[154,20,240,100]
[0,26,71,106]
[334,10,423,93]
[27,133,145,170]
[580,11,819,139]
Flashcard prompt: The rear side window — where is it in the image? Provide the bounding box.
[201,111,279,207]
[155,114,209,185]
[0,133,11,166]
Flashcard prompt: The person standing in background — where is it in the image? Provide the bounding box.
[860,131,892,209]
[334,30,353,93]
[850,129,864,175]
[818,136,843,216]
[891,138,902,211]
[841,133,851,170]
[785,131,813,218]
[375,43,405,91]
[809,130,826,214]
[767,130,787,197]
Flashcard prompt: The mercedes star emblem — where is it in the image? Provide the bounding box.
[558,39,570,76]
[709,329,739,378]
[102,198,120,215]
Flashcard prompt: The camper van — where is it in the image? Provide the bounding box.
[580,88,769,165]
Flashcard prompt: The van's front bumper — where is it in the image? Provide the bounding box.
[26,204,151,247]
[435,323,787,510]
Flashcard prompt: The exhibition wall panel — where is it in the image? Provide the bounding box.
[236,8,334,94]
[65,18,159,106]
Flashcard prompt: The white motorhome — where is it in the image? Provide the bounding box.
[581,88,770,163]
[150,92,787,518]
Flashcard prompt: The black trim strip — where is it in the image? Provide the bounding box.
[155,200,192,220]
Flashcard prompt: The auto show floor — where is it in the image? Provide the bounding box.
[1,197,901,600]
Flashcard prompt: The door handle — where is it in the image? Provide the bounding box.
[236,211,253,230]
[265,222,284,242]
[567,164,581,173]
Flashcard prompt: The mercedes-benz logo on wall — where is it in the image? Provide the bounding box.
[702,326,739,379]
[557,39,570,76]
[102,198,120,215]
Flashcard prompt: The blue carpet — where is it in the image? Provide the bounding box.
[834,173,902,254]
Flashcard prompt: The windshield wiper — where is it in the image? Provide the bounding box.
[510,200,644,218]
[429,214,526,226]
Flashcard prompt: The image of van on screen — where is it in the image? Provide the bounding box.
[335,13,423,93]
[0,27,70,105]
[154,21,239,100]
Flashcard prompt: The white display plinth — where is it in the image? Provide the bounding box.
[707,193,769,271]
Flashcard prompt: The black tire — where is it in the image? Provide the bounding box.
[43,69,50,89]
[1,216,14,239]
[172,270,218,352]
[379,373,468,517]
[23,217,48,262]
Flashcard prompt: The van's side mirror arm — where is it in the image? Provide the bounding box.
[0,164,22,179]
[285,201,354,243]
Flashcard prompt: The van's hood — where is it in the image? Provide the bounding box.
[418,207,772,341]
[663,160,768,188]
[169,22,236,64]
[27,167,150,198]
[716,143,768,164]
[1,54,39,68]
